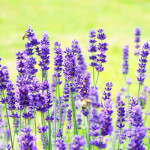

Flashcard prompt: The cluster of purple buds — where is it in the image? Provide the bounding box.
[137,42,149,85]
[116,92,125,129]
[38,125,48,134]
[134,27,141,56]
[63,47,77,80]
[127,98,146,150]
[18,127,37,150]
[54,41,63,82]
[5,81,16,110]
[67,108,72,129]
[95,29,108,72]
[0,60,9,93]
[38,32,50,79]
[88,29,97,67]
[122,45,129,75]
[79,72,90,99]
[69,135,86,150]
[102,82,113,103]
[56,138,67,150]
[89,86,100,108]
[23,25,39,56]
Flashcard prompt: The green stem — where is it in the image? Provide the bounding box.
[41,113,47,150]
[69,80,77,135]
[86,116,91,150]
[95,72,99,87]
[3,91,14,150]
[20,110,22,132]
[58,81,62,129]
[34,107,37,146]
[144,94,150,125]
[137,82,141,104]
[92,66,95,86]
[118,128,121,150]
[54,79,58,145]
[48,110,52,150]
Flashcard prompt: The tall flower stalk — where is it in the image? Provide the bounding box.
[137,42,149,103]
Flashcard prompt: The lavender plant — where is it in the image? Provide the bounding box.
[0,26,150,150]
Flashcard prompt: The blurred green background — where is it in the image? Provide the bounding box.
[1,0,150,97]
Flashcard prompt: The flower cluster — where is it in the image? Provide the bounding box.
[137,42,149,85]
[122,45,129,75]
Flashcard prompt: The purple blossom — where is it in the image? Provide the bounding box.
[69,135,86,150]
[102,82,113,102]
[122,45,129,75]
[38,126,48,134]
[18,127,37,150]
[96,29,108,72]
[134,27,141,55]
[38,32,50,78]
[24,25,39,56]
[137,42,149,85]
[88,29,97,67]
[56,138,67,150]
[116,92,125,129]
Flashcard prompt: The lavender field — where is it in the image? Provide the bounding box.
[1,0,150,150]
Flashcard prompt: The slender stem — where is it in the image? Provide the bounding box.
[34,107,37,146]
[3,91,14,150]
[95,72,100,87]
[68,80,77,135]
[54,79,58,145]
[144,94,150,125]
[118,128,121,150]
[86,116,91,150]
[41,113,47,150]
[92,66,95,86]
[48,110,52,150]
[137,82,141,104]
[58,80,62,129]
[20,110,22,132]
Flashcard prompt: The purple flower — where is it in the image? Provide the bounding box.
[18,127,37,150]
[54,41,63,73]
[134,27,141,55]
[102,82,113,102]
[63,82,69,102]
[127,126,146,150]
[71,40,81,55]
[24,25,39,56]
[38,126,48,134]
[67,109,72,129]
[96,29,108,72]
[56,138,67,150]
[63,48,77,80]
[77,114,82,129]
[79,72,90,99]
[129,98,143,127]
[127,98,146,150]
[137,42,149,85]
[0,65,9,93]
[69,135,86,150]
[56,129,63,138]
[122,45,129,75]
[38,32,50,78]
[5,81,16,110]
[88,29,97,67]
[89,86,100,108]
[116,92,125,129]
[126,77,132,85]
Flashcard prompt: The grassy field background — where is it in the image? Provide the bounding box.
[1,0,150,149]
[0,0,150,106]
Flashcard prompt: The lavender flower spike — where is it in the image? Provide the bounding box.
[134,27,141,56]
[122,45,129,75]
